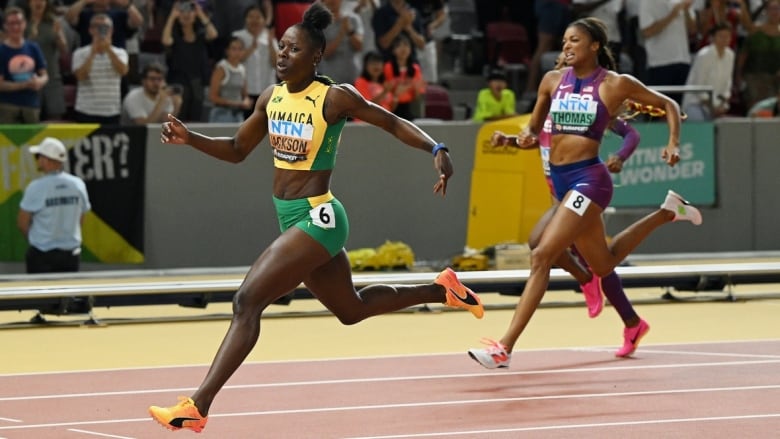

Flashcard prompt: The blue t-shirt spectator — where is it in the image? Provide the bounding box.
[0,41,47,108]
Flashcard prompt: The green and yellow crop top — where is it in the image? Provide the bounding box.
[266,76,346,171]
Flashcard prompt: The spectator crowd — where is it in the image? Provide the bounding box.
[0,0,778,124]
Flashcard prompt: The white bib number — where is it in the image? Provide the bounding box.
[564,189,591,216]
[310,202,336,229]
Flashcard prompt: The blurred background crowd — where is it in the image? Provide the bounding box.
[0,0,778,126]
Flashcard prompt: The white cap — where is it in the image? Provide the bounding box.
[29,137,68,162]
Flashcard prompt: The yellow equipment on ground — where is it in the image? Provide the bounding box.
[348,241,415,271]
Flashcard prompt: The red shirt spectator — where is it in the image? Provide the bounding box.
[381,33,424,120]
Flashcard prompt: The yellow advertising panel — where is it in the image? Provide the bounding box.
[466,115,552,249]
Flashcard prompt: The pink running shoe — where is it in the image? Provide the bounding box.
[580,274,604,318]
[615,319,650,357]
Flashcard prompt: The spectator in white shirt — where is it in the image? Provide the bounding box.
[682,23,734,120]
[232,5,277,120]
[121,62,182,125]
[572,0,624,69]
[319,0,364,84]
[71,13,129,124]
[18,137,90,274]
[639,0,697,104]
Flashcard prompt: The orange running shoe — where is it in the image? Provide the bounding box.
[435,267,484,319]
[149,396,208,433]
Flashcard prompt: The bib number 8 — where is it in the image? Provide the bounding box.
[310,202,336,229]
[564,189,591,216]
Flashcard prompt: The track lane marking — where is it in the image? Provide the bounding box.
[345,413,780,438]
[576,347,780,359]
[2,359,780,402]
[68,428,135,439]
[1,384,780,431]
[2,338,778,378]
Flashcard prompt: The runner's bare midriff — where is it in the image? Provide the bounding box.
[273,168,332,199]
[549,134,601,166]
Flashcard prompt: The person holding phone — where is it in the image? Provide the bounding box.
[71,13,128,124]
[65,0,144,49]
[161,0,218,121]
[121,62,182,124]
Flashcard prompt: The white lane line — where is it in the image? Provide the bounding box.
[345,413,780,438]
[1,384,779,431]
[575,347,780,359]
[642,349,780,359]
[0,418,21,423]
[2,358,780,402]
[68,428,135,439]
[2,338,777,378]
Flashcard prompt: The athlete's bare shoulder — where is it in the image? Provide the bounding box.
[603,71,643,90]
[324,83,369,122]
[539,68,566,96]
[328,83,364,101]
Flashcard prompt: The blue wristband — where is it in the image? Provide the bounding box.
[431,143,448,156]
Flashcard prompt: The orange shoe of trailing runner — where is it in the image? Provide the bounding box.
[149,396,208,433]
[436,267,484,319]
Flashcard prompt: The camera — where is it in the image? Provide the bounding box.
[97,24,110,37]
[178,1,194,12]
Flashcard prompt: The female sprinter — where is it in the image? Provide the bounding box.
[467,17,702,369]
[480,103,648,365]
[148,3,482,432]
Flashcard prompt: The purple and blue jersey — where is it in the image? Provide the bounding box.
[549,67,611,142]
[538,67,640,210]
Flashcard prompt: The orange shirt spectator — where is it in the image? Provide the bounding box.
[381,34,424,120]
[354,51,394,112]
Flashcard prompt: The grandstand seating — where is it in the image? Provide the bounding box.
[485,21,531,67]
[423,84,454,120]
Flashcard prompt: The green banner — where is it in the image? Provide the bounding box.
[0,125,146,263]
[600,121,716,207]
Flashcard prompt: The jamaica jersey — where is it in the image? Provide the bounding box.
[549,66,610,142]
[267,76,345,171]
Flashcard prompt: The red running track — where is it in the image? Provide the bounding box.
[1,340,779,438]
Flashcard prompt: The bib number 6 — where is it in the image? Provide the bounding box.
[310,202,336,229]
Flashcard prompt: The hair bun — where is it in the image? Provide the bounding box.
[302,2,333,31]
